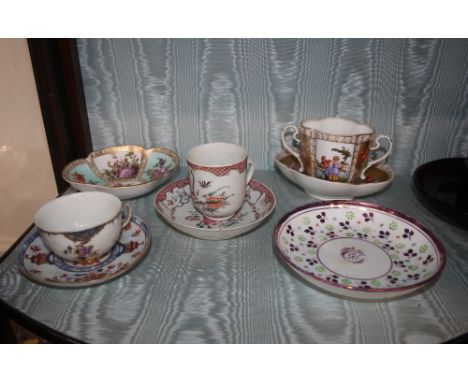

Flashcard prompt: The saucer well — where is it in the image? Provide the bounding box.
[275,150,393,200]
[273,201,445,300]
[17,215,151,288]
[62,145,179,200]
[154,178,276,240]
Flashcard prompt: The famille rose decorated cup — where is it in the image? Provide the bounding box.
[187,143,255,220]
[34,191,132,264]
[281,117,392,183]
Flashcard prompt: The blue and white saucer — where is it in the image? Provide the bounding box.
[17,215,151,288]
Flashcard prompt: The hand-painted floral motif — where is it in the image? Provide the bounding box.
[71,172,86,183]
[102,151,140,180]
[185,209,246,229]
[158,179,260,229]
[62,244,101,265]
[193,185,234,215]
[28,246,54,266]
[70,171,99,185]
[18,215,151,288]
[274,201,445,299]
[145,157,172,180]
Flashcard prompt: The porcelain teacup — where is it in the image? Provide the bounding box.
[34,191,132,263]
[187,142,255,220]
[281,117,393,183]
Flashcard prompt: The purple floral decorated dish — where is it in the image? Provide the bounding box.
[62,145,179,199]
[273,201,445,300]
[154,178,276,240]
[17,215,151,288]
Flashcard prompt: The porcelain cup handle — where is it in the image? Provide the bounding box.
[360,134,393,180]
[281,125,304,173]
[121,204,133,228]
[246,159,255,184]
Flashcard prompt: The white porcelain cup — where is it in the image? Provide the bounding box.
[34,191,132,263]
[282,117,392,183]
[187,143,255,220]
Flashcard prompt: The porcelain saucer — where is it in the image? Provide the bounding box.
[273,201,445,300]
[17,215,151,288]
[275,150,394,200]
[154,178,276,240]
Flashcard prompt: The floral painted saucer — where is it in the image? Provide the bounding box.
[275,150,393,200]
[62,145,179,199]
[17,215,151,288]
[154,178,276,240]
[273,201,445,300]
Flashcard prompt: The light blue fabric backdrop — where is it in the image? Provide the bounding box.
[77,38,468,176]
[1,38,468,344]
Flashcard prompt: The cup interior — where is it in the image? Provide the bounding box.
[302,118,374,135]
[34,192,122,232]
[188,143,247,166]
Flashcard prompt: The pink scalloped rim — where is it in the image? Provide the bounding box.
[273,200,446,296]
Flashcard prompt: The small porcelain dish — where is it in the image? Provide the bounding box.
[154,178,276,240]
[275,150,393,200]
[273,201,445,300]
[62,145,180,199]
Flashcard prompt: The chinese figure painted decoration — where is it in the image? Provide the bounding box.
[275,150,394,200]
[281,118,392,183]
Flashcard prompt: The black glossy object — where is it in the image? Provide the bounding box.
[413,158,468,230]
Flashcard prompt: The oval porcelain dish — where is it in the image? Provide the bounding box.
[62,145,180,199]
[275,150,394,200]
[273,201,445,300]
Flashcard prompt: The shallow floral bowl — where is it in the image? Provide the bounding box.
[273,201,445,300]
[275,150,393,200]
[62,145,180,199]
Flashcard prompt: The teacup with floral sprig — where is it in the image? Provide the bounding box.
[34,191,132,264]
[187,143,255,220]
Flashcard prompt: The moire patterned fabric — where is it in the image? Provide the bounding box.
[77,38,468,175]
